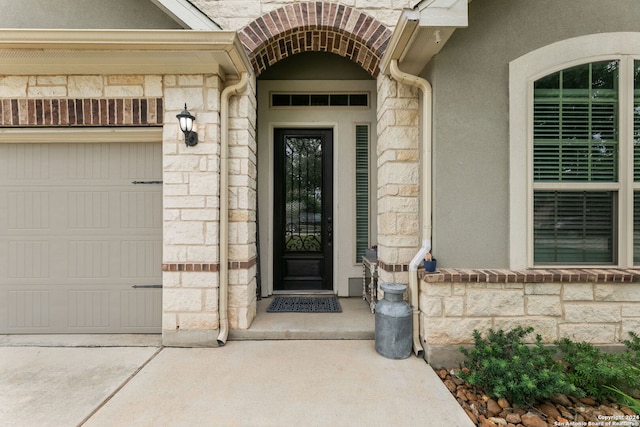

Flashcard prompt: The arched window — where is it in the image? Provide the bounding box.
[509,33,640,268]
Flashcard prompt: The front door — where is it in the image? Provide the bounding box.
[273,128,333,291]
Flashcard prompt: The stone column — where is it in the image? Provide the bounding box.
[375,74,421,287]
[227,75,258,329]
[162,74,222,346]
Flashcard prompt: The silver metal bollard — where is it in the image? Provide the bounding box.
[375,282,412,359]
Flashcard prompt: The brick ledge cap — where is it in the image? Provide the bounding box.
[419,268,640,283]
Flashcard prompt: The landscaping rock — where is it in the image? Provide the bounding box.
[520,412,547,427]
[538,402,560,421]
[550,394,572,407]
[580,397,597,406]
[487,399,502,416]
[497,398,510,409]
[505,413,521,424]
[434,368,638,427]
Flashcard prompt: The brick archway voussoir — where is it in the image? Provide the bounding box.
[238,1,391,78]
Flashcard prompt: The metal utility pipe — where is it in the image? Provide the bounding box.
[217,72,249,346]
[389,59,432,357]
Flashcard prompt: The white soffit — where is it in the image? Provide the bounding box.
[381,0,469,75]
[0,29,251,76]
[149,0,221,30]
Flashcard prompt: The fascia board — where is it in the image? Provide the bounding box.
[149,0,221,30]
[416,0,469,27]
[379,10,420,75]
[0,29,251,76]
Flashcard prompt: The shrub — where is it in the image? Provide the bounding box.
[459,326,582,406]
[624,331,640,365]
[556,336,640,399]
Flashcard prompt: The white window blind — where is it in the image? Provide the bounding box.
[533,61,619,264]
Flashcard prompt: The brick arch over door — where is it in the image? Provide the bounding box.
[238,1,391,78]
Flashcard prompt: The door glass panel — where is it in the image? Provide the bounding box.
[284,136,322,252]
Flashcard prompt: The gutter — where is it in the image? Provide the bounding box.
[217,72,249,346]
[381,0,468,358]
[389,59,431,357]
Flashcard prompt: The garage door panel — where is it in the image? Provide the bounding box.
[0,141,162,334]
[120,289,162,328]
[67,191,111,229]
[8,241,50,279]
[68,289,111,328]
[2,143,51,181]
[119,143,162,180]
[68,240,111,278]
[66,143,111,181]
[120,239,162,278]
[7,289,50,329]
[7,191,50,229]
[121,191,162,229]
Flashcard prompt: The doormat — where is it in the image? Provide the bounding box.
[267,296,342,313]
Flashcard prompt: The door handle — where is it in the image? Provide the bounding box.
[327,217,332,245]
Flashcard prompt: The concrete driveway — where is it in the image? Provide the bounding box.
[0,339,474,427]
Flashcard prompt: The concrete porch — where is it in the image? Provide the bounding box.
[229,297,375,341]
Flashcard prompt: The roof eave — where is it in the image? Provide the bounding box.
[0,29,251,77]
[380,0,469,76]
[149,0,221,30]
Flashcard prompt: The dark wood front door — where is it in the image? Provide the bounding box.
[273,128,333,291]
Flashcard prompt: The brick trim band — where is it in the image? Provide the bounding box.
[420,268,640,283]
[163,263,219,272]
[238,1,391,78]
[0,98,163,127]
[377,260,409,273]
[162,258,257,272]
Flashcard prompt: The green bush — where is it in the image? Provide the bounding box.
[459,326,582,406]
[555,336,640,399]
[624,331,640,364]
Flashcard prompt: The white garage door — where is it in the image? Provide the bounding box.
[0,141,162,333]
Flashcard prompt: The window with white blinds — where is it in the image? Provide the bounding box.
[532,59,640,265]
[355,125,370,263]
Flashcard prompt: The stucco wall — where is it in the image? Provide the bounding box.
[0,0,182,29]
[429,0,640,268]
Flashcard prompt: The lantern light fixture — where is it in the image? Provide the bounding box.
[176,103,198,146]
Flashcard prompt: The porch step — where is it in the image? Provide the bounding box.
[229,297,374,341]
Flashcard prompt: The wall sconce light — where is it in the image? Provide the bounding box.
[176,103,198,146]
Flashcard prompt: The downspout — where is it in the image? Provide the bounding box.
[217,72,249,346]
[389,59,432,357]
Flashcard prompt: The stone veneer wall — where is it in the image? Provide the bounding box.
[193,0,413,32]
[162,73,257,344]
[161,74,226,346]
[161,73,258,343]
[375,74,421,286]
[419,269,640,367]
[226,75,258,329]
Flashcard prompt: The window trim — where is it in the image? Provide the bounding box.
[509,32,640,269]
